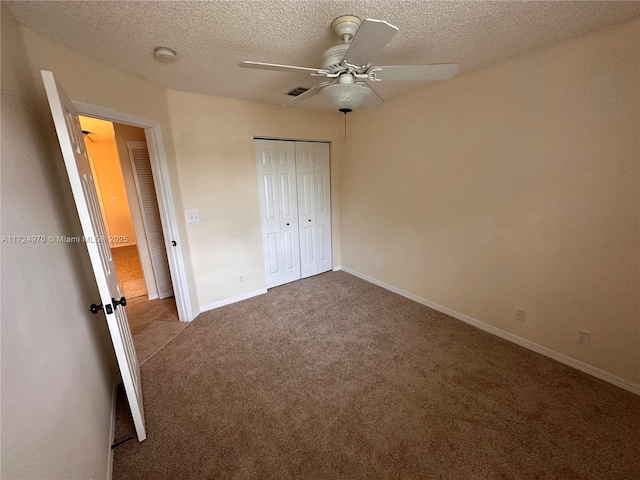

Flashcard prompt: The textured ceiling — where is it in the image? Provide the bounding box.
[6,1,640,111]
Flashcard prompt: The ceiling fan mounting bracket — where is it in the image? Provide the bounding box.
[331,15,361,44]
[342,59,369,74]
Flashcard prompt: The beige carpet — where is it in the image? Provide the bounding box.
[126,296,180,335]
[111,245,147,299]
[126,296,186,365]
[111,246,184,363]
[113,271,640,479]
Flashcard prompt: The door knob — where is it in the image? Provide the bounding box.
[112,296,127,309]
[90,302,113,314]
[286,223,290,226]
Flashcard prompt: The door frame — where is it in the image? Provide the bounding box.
[75,100,193,322]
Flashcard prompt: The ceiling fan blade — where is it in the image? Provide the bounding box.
[283,80,336,106]
[344,19,399,67]
[372,63,459,81]
[361,82,384,107]
[240,61,324,74]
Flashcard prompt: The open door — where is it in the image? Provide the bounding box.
[42,70,146,442]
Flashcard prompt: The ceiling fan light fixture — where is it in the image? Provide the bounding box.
[322,75,372,112]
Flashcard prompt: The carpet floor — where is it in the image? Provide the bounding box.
[112,271,640,479]
[112,245,184,364]
[127,296,186,365]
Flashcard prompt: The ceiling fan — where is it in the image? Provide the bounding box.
[240,15,459,113]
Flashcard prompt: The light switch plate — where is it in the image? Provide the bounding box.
[186,210,200,223]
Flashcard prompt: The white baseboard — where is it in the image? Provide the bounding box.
[339,266,640,396]
[332,266,342,272]
[106,378,119,480]
[199,289,268,314]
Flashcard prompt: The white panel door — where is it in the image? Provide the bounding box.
[127,141,173,299]
[255,140,300,288]
[295,142,318,279]
[295,141,332,279]
[42,71,146,441]
[313,142,332,274]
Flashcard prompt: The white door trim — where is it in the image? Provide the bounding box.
[74,101,193,322]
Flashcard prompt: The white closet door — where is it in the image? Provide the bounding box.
[296,141,332,279]
[295,142,318,278]
[255,140,301,288]
[127,142,173,299]
[313,142,332,274]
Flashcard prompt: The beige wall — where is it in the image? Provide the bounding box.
[81,123,138,247]
[19,25,200,316]
[1,6,117,478]
[166,91,343,309]
[341,19,640,385]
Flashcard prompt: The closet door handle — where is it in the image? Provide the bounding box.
[286,223,290,226]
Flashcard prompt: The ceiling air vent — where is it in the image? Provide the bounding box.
[286,87,309,97]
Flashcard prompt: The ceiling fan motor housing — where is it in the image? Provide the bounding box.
[323,15,361,71]
[322,44,349,71]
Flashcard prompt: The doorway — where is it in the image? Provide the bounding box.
[79,116,186,362]
[75,100,193,324]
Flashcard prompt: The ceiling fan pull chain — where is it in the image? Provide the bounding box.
[344,112,347,142]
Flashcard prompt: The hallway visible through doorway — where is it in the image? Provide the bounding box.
[112,245,147,299]
[79,115,186,363]
[111,243,184,363]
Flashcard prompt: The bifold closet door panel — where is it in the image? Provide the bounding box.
[295,142,318,279]
[313,142,332,275]
[295,141,332,279]
[255,140,301,288]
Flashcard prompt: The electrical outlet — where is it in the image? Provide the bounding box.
[514,308,526,323]
[186,209,200,224]
[577,330,591,345]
